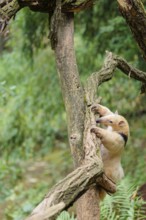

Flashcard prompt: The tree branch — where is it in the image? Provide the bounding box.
[117,0,146,60]
[85,52,117,106]
[85,51,146,94]
[114,54,146,83]
[0,0,95,32]
[54,12,85,168]
[25,160,117,220]
[0,0,21,32]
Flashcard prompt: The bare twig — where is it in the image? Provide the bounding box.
[85,51,146,95]
[114,55,146,83]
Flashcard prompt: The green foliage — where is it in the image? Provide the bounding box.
[0,43,67,158]
[100,178,146,220]
[76,1,140,62]
[11,8,49,59]
[57,211,76,220]
[123,115,146,186]
[0,149,72,220]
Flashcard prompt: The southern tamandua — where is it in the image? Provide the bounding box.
[91,104,129,199]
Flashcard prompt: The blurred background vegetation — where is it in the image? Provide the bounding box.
[0,0,146,219]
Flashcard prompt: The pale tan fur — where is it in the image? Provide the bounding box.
[91,104,130,199]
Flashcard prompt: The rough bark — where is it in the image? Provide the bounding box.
[25,161,116,220]
[25,161,103,220]
[53,11,103,220]
[76,98,101,219]
[76,187,100,220]
[54,12,85,167]
[117,0,146,60]
[74,53,113,220]
[0,0,21,32]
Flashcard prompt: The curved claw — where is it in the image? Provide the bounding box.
[91,104,100,114]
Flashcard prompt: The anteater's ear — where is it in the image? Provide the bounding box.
[115,110,119,115]
[119,120,125,126]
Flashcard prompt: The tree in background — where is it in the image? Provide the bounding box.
[1,0,146,220]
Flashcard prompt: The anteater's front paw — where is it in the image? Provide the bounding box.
[91,127,102,138]
[90,126,97,133]
[91,104,100,113]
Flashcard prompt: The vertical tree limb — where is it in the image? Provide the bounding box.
[54,12,85,169]
[53,11,102,220]
[77,51,117,220]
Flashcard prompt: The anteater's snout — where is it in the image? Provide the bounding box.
[96,119,101,124]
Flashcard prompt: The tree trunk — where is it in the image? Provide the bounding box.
[54,12,85,167]
[76,188,100,219]
[53,12,101,220]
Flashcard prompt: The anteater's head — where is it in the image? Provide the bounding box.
[96,114,129,136]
